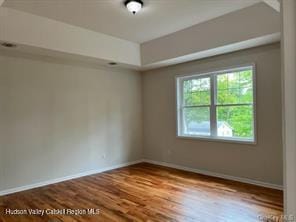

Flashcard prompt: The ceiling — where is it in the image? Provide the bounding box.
[3,0,261,43]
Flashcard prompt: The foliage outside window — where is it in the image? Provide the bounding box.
[176,65,256,143]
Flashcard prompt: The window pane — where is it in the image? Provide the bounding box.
[183,107,210,136]
[217,69,253,105]
[183,77,210,106]
[216,105,254,140]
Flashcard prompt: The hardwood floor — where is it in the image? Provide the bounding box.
[0,163,283,222]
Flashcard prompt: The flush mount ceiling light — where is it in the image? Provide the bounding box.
[125,0,143,14]
[1,42,17,48]
[108,62,117,66]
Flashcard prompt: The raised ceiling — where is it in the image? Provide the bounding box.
[3,0,260,43]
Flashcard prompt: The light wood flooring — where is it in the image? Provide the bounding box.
[0,162,283,222]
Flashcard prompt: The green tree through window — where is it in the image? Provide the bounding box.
[216,70,254,138]
[178,66,255,142]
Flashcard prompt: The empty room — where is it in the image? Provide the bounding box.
[0,0,295,221]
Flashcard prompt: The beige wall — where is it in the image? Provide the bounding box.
[0,53,142,191]
[0,43,283,192]
[281,0,296,215]
[142,43,283,185]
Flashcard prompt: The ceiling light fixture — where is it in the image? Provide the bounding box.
[1,42,17,48]
[108,62,117,66]
[125,0,143,14]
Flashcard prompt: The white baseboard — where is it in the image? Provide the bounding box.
[0,158,282,196]
[0,160,142,196]
[142,159,283,190]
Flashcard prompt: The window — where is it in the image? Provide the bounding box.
[176,65,256,143]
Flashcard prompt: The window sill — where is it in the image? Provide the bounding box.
[177,135,256,145]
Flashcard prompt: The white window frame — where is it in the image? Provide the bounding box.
[176,64,256,144]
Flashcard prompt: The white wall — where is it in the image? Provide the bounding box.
[281,0,296,216]
[0,52,142,191]
[141,3,280,66]
[0,7,141,67]
[142,43,283,186]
